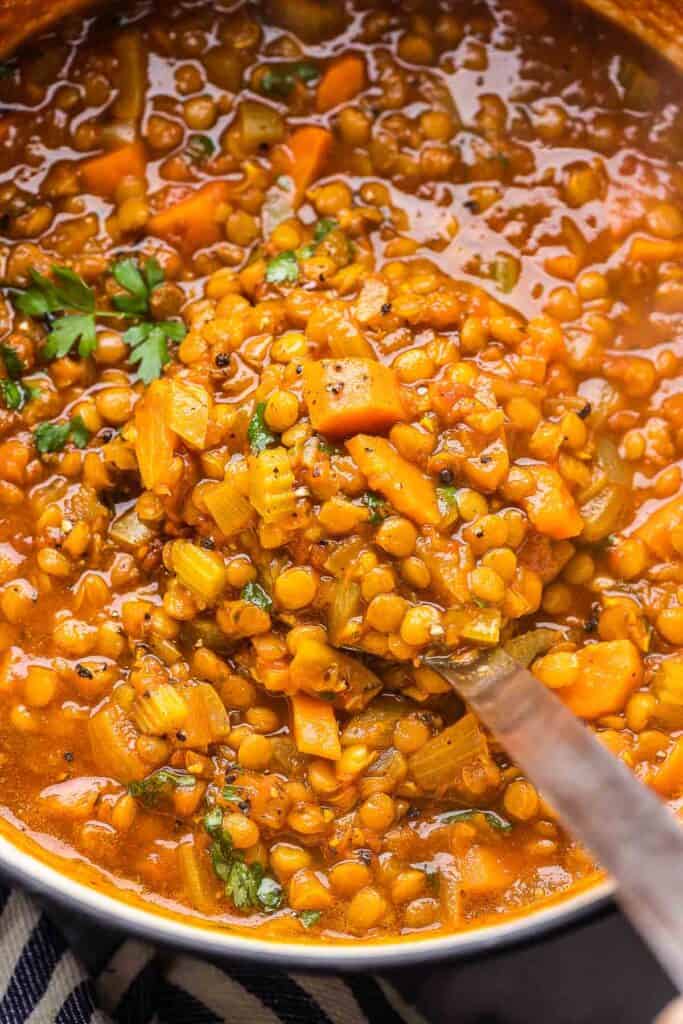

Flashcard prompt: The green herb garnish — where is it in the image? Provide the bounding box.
[247,401,278,453]
[128,768,197,806]
[436,485,458,513]
[360,490,387,525]
[298,910,322,928]
[313,218,338,244]
[260,61,319,97]
[0,378,38,411]
[204,808,283,912]
[441,809,512,832]
[33,415,90,454]
[241,581,273,611]
[265,250,300,285]
[14,267,100,360]
[0,344,24,379]
[222,784,244,803]
[187,134,216,162]
[122,320,186,384]
[111,257,164,316]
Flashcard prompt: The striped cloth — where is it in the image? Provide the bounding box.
[0,885,427,1024]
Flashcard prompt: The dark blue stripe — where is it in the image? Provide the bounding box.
[0,911,66,1023]
[54,979,96,1024]
[154,978,223,1024]
[112,955,158,1024]
[219,964,334,1024]
[346,976,410,1024]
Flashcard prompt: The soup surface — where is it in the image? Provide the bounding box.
[0,0,682,943]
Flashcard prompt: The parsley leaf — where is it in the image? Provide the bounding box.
[360,490,387,525]
[313,218,338,243]
[241,581,273,611]
[257,875,284,911]
[440,809,512,832]
[129,767,197,807]
[204,808,282,912]
[265,251,299,285]
[298,910,322,928]
[112,257,165,315]
[187,134,216,162]
[0,378,38,411]
[0,344,24,379]
[33,415,90,454]
[247,401,278,453]
[260,61,319,97]
[43,313,97,360]
[13,266,99,360]
[123,320,185,384]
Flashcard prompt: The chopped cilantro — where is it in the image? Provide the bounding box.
[265,251,299,285]
[123,320,186,384]
[128,768,197,806]
[33,415,90,454]
[256,874,284,912]
[247,401,278,453]
[298,910,322,928]
[111,256,164,316]
[241,580,273,611]
[441,809,512,832]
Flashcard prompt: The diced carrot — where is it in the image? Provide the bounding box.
[346,434,440,526]
[291,693,341,760]
[628,237,683,263]
[303,358,405,437]
[167,379,210,449]
[134,379,176,494]
[148,181,231,255]
[521,464,583,540]
[282,126,332,205]
[316,54,366,113]
[635,494,683,560]
[80,142,147,198]
[559,639,643,720]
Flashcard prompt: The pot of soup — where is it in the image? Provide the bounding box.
[0,0,681,970]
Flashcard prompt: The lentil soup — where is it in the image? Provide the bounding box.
[0,0,681,944]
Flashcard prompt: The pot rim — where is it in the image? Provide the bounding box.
[0,829,614,970]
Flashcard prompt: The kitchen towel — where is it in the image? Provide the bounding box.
[0,884,425,1024]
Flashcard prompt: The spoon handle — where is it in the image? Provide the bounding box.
[433,650,683,991]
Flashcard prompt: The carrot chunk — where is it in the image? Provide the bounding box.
[291,693,341,760]
[80,141,147,198]
[521,464,583,540]
[303,358,405,437]
[316,54,366,113]
[134,379,176,493]
[635,494,683,560]
[148,181,231,255]
[346,434,440,526]
[557,639,643,720]
[282,126,332,204]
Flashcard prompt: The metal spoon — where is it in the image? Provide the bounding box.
[426,647,683,993]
